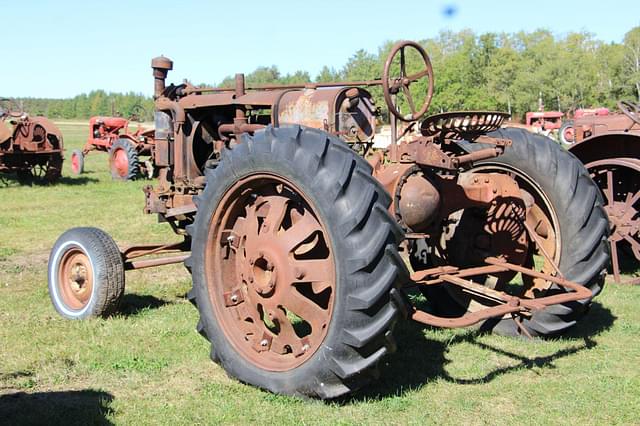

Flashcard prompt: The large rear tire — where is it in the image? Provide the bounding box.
[109,139,139,181]
[187,126,408,399]
[420,127,609,337]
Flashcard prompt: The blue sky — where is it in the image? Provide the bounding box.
[2,0,639,98]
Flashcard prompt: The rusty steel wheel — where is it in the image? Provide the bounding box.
[187,126,408,399]
[108,139,139,181]
[48,227,125,319]
[16,152,63,184]
[420,128,610,336]
[205,173,336,370]
[587,158,640,283]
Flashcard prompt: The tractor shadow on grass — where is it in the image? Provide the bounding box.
[0,174,98,187]
[342,302,615,403]
[118,293,171,317]
[0,389,114,425]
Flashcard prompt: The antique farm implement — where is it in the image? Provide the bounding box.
[48,41,609,398]
[0,98,64,183]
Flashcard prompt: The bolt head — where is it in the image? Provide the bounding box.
[301,344,310,352]
[230,294,238,303]
[260,339,269,347]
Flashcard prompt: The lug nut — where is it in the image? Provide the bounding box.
[295,268,305,280]
[301,343,310,352]
[260,339,269,347]
[230,294,238,303]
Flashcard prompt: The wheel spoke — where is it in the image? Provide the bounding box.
[402,85,417,115]
[260,196,289,236]
[604,170,615,205]
[291,259,333,292]
[622,233,640,259]
[279,212,322,252]
[235,299,264,337]
[285,291,327,331]
[406,68,430,82]
[269,308,302,354]
[610,239,621,283]
[400,47,406,78]
[625,189,640,208]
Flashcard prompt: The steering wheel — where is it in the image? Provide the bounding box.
[383,41,434,122]
[618,100,640,126]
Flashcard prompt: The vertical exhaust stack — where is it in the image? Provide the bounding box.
[151,56,173,99]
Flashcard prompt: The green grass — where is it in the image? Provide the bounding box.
[1,122,639,425]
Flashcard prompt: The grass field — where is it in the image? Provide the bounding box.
[1,122,639,425]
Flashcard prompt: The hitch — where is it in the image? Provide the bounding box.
[408,257,593,331]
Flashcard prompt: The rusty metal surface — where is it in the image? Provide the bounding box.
[420,111,510,139]
[410,257,593,329]
[205,173,335,370]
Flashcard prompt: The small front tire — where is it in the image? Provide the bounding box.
[71,149,84,175]
[48,227,125,319]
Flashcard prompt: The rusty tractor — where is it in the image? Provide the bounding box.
[568,100,640,284]
[48,41,610,399]
[71,106,155,180]
[0,98,64,183]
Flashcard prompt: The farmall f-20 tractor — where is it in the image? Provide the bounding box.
[70,106,155,180]
[48,42,610,399]
[0,99,64,183]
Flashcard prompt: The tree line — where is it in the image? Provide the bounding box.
[12,27,640,121]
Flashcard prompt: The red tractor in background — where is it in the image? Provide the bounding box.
[524,110,564,134]
[0,98,64,183]
[71,106,155,180]
[558,107,610,146]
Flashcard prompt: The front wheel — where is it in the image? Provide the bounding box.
[48,227,125,319]
[186,126,408,399]
[70,149,84,175]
